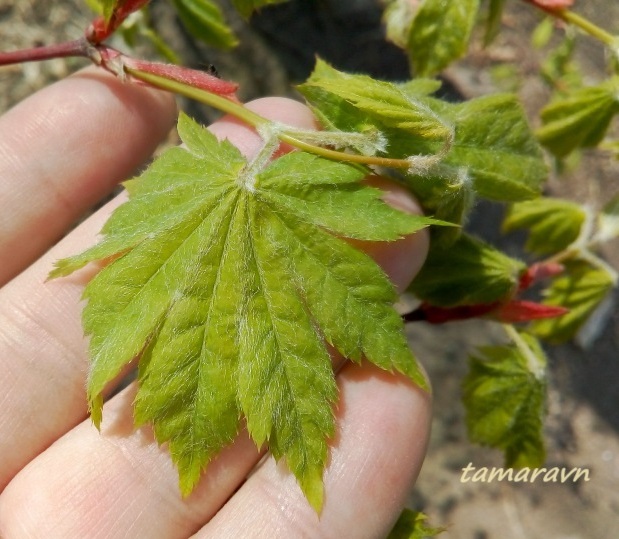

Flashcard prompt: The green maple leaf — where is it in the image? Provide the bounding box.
[503,197,586,256]
[537,78,619,157]
[409,233,525,307]
[407,0,481,77]
[50,113,433,509]
[463,332,547,468]
[532,260,616,344]
[299,61,546,208]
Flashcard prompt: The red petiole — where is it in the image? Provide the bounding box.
[0,37,240,102]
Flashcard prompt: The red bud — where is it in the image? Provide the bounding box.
[519,262,564,290]
[123,57,239,101]
[523,0,575,11]
[493,300,569,323]
[86,0,151,44]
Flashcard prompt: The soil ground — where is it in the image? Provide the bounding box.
[1,1,619,538]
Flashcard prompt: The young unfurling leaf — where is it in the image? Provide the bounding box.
[532,260,616,343]
[407,0,481,77]
[537,78,619,157]
[408,233,526,307]
[503,197,587,255]
[50,113,432,509]
[299,61,546,207]
[463,332,547,468]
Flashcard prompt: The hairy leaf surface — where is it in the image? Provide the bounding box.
[532,260,616,343]
[503,197,586,255]
[298,59,452,141]
[537,78,619,157]
[299,61,546,208]
[408,234,526,307]
[50,113,431,508]
[407,0,481,77]
[463,333,547,468]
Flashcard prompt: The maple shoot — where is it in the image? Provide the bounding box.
[2,0,618,525]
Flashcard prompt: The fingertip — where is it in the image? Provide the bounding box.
[69,66,178,137]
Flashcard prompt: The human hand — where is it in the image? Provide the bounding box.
[0,69,431,538]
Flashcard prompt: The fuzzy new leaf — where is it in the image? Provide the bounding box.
[409,233,525,307]
[532,260,616,343]
[537,78,619,157]
[406,93,546,202]
[407,0,481,77]
[463,333,547,468]
[298,59,452,142]
[50,113,430,508]
[299,62,546,204]
[503,198,587,255]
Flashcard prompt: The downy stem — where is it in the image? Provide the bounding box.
[126,68,414,170]
[503,324,546,380]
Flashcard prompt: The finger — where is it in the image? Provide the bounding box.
[0,98,319,491]
[197,362,431,539]
[0,386,263,539]
[0,98,430,538]
[0,67,177,285]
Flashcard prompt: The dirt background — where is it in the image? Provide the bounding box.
[1,1,619,538]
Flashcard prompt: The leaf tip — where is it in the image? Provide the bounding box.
[89,394,104,430]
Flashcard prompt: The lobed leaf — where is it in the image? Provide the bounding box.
[408,233,526,307]
[537,78,619,157]
[407,0,481,77]
[51,113,431,507]
[298,59,452,141]
[531,260,616,343]
[463,333,547,468]
[503,197,587,255]
[409,93,546,202]
[299,61,546,207]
